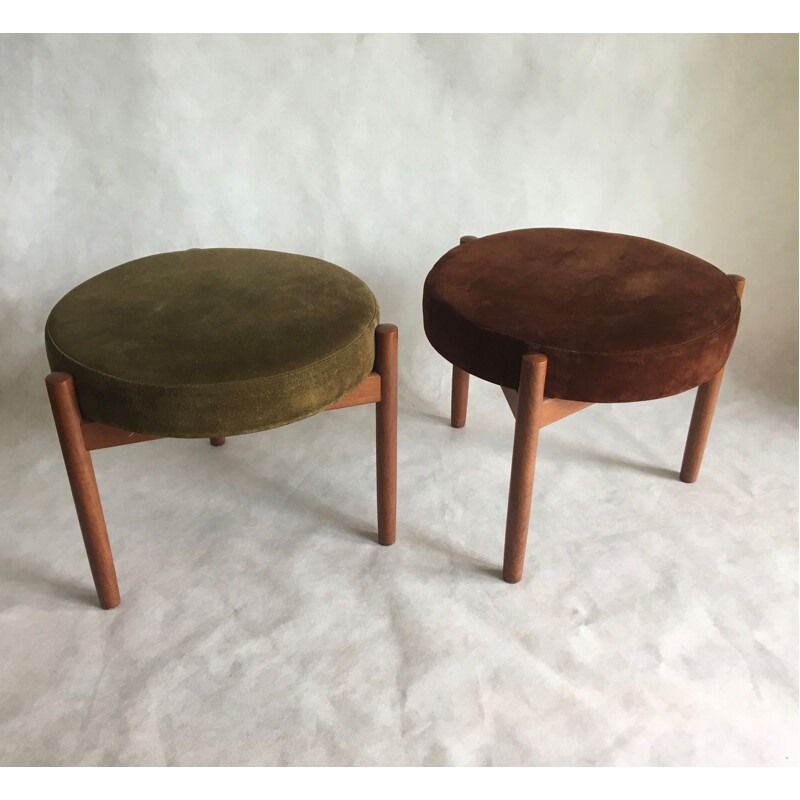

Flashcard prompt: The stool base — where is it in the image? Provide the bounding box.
[448,270,745,584]
[46,324,398,609]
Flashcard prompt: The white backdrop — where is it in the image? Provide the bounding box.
[0,34,797,766]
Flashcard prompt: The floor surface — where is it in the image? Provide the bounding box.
[0,359,797,766]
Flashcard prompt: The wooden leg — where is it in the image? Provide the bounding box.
[451,365,470,428]
[448,234,478,429]
[210,437,225,446]
[680,370,724,483]
[503,353,547,584]
[680,274,745,484]
[375,323,398,546]
[45,373,120,609]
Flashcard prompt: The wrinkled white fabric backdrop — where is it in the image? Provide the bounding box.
[0,34,797,766]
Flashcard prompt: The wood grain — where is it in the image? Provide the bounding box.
[503,353,547,584]
[447,234,477,428]
[327,371,382,410]
[451,365,470,428]
[80,420,161,451]
[502,387,592,427]
[540,398,593,427]
[375,324,398,546]
[45,372,120,609]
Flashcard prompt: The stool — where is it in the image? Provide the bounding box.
[45,248,398,609]
[422,228,744,583]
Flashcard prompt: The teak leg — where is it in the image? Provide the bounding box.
[451,365,470,428]
[375,323,398,546]
[210,437,226,446]
[680,370,725,483]
[503,353,547,584]
[680,274,745,483]
[448,234,478,430]
[45,373,120,609]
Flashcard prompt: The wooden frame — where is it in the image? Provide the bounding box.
[450,236,746,584]
[46,323,398,609]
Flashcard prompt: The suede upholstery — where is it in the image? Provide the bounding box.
[46,248,379,437]
[423,229,741,402]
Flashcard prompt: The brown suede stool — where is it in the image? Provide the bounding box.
[423,228,744,583]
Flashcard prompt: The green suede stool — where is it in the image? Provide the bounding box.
[45,248,398,609]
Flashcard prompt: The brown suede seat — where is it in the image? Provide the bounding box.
[423,228,741,402]
[45,248,379,437]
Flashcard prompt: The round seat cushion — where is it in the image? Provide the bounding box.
[423,228,741,403]
[46,248,379,437]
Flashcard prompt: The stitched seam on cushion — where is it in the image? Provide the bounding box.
[44,296,379,390]
[433,293,740,358]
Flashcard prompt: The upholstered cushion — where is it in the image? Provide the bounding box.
[46,248,379,437]
[423,229,741,403]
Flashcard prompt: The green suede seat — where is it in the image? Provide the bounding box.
[45,248,380,438]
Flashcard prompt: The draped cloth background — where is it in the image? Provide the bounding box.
[0,33,796,766]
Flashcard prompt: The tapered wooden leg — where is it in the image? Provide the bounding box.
[503,353,547,583]
[680,274,745,484]
[45,373,120,609]
[375,324,398,546]
[448,234,478,429]
[680,371,724,483]
[210,437,225,446]
[451,365,470,428]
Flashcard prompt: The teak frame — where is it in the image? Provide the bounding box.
[46,323,398,610]
[450,235,745,584]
